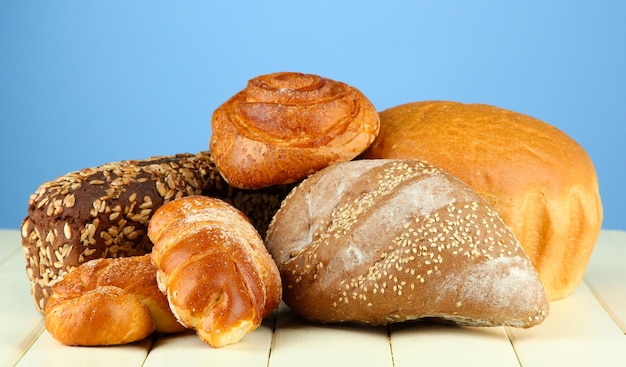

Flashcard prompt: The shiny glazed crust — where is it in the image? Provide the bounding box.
[361,100,603,300]
[148,195,282,347]
[44,255,185,346]
[266,159,549,327]
[210,72,380,189]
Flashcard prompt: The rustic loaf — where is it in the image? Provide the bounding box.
[21,151,289,313]
[265,159,549,327]
[361,100,603,300]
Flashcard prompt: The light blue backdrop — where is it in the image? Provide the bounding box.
[1,1,624,230]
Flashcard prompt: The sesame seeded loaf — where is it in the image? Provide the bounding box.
[21,151,290,313]
[265,159,549,328]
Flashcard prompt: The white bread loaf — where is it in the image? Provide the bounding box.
[265,159,549,328]
[361,101,603,300]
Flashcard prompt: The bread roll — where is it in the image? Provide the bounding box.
[45,255,185,346]
[148,195,282,347]
[266,159,549,327]
[21,151,289,313]
[209,72,380,189]
[361,101,603,300]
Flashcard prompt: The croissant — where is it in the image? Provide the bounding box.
[148,195,282,348]
[45,254,185,346]
[209,72,380,189]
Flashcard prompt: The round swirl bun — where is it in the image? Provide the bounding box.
[361,101,603,300]
[210,72,380,189]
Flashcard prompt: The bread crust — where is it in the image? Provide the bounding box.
[148,195,282,347]
[210,72,380,189]
[361,101,603,300]
[21,151,289,313]
[44,255,185,346]
[266,159,549,327]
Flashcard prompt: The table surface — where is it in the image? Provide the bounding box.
[1,229,625,367]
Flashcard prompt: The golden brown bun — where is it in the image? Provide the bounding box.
[209,72,380,189]
[361,100,603,300]
[45,255,185,346]
[148,195,282,347]
[266,160,549,328]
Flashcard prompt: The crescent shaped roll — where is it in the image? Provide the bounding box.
[148,195,282,347]
[44,254,185,346]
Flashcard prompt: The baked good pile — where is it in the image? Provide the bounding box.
[20,71,602,347]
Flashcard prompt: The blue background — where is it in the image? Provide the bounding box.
[1,1,624,230]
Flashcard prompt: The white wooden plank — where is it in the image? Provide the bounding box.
[0,229,20,264]
[268,304,393,367]
[16,331,152,367]
[143,312,276,367]
[584,229,626,333]
[4,229,625,366]
[506,282,626,366]
[0,250,45,367]
[390,322,520,367]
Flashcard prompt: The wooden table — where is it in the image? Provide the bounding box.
[1,229,625,366]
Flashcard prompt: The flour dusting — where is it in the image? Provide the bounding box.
[441,256,544,312]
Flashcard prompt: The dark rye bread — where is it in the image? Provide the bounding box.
[265,159,549,328]
[21,151,290,313]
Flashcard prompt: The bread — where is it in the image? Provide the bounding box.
[361,101,603,300]
[44,254,185,346]
[21,151,289,313]
[209,71,380,189]
[148,195,282,347]
[265,159,549,328]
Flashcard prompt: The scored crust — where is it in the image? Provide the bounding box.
[266,159,549,327]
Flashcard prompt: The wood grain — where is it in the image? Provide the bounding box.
[2,229,625,367]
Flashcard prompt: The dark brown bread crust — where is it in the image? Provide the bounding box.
[266,159,549,328]
[21,151,289,313]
